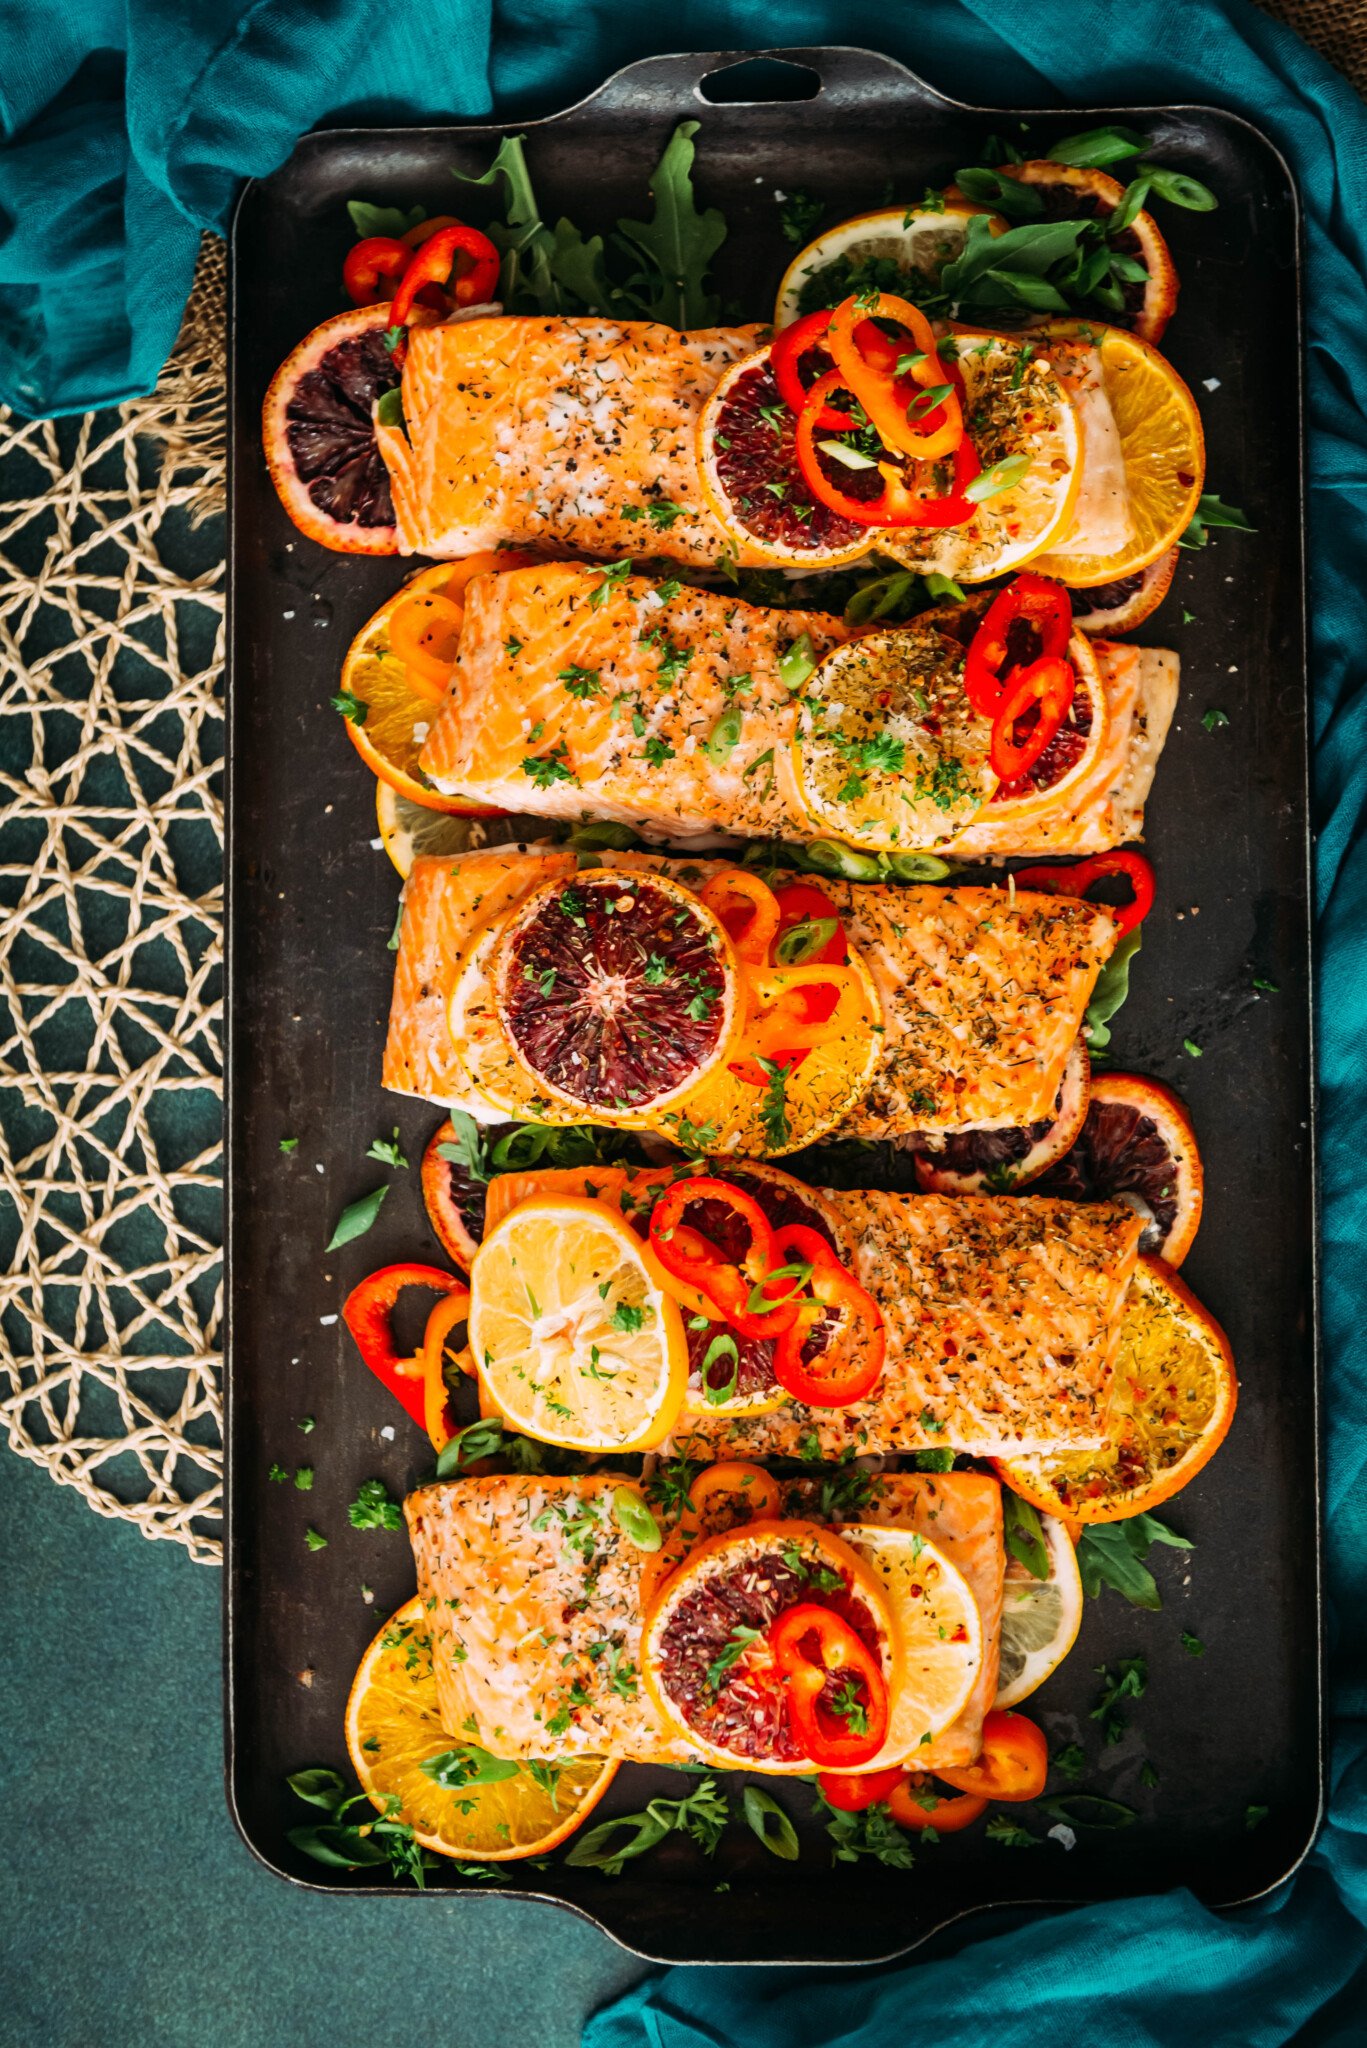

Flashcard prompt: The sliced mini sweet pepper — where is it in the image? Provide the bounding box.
[769,1222,886,1408]
[769,1601,890,1768]
[1011,849,1156,940]
[342,1263,468,1430]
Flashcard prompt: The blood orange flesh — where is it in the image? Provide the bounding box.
[1031,1072,1204,1265]
[262,306,404,552]
[494,873,736,1116]
[908,1038,1090,1194]
[707,355,871,560]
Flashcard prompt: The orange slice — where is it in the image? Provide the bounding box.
[468,1193,687,1451]
[346,1597,616,1859]
[773,204,999,327]
[1028,321,1204,587]
[994,1254,1235,1522]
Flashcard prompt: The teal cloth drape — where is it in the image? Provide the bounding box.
[3,3,1363,2038]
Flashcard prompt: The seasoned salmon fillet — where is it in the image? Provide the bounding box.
[381,847,1117,1137]
[672,1188,1143,1459]
[416,565,1179,852]
[404,1471,1003,1770]
[376,317,765,568]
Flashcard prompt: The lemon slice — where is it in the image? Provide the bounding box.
[469,1193,688,1450]
[346,1597,617,1859]
[375,778,486,878]
[994,1512,1084,1708]
[774,205,997,327]
[881,331,1082,584]
[1028,321,1204,586]
[836,1523,984,1767]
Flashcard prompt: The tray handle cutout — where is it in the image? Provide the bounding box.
[697,56,821,103]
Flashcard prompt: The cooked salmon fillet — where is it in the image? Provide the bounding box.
[376,317,766,568]
[416,565,1178,852]
[381,848,1117,1136]
[404,1471,1003,1770]
[672,1188,1142,1459]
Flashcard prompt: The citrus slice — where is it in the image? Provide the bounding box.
[833,1524,983,1766]
[262,304,414,552]
[337,563,509,813]
[908,1037,1091,1194]
[993,1511,1084,1708]
[774,205,997,328]
[447,903,601,1128]
[994,1254,1236,1522]
[469,1193,687,1450]
[1028,322,1204,587]
[975,629,1109,825]
[793,623,995,849]
[1031,1071,1204,1265]
[491,870,743,1120]
[950,162,1178,346]
[696,345,876,569]
[880,332,1082,584]
[420,1116,519,1270]
[640,1520,899,1773]
[661,941,881,1157]
[376,779,486,877]
[1072,548,1178,635]
[346,1596,616,1859]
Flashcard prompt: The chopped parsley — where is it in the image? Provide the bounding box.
[558,665,602,698]
[521,742,576,788]
[348,1479,404,1533]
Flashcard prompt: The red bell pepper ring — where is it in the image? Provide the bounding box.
[963,572,1073,719]
[769,1601,890,1769]
[342,236,412,307]
[646,1177,799,1340]
[342,1262,467,1429]
[769,1223,886,1408]
[1010,850,1156,941]
[390,223,501,326]
[989,653,1076,783]
[933,1709,1049,1803]
[795,369,979,530]
[816,1765,905,1812]
[770,311,849,429]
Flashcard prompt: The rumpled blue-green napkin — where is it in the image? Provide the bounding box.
[4,2,1363,2036]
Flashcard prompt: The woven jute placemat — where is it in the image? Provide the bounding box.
[0,10,1358,1565]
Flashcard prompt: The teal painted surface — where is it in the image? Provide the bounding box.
[0,1450,646,2048]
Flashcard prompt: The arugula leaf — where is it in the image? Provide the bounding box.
[454,136,562,313]
[1077,1510,1193,1611]
[1083,926,1142,1053]
[347,200,427,240]
[325,1184,387,1251]
[616,122,727,329]
[1091,1656,1147,1743]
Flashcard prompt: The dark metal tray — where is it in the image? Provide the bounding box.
[226,46,1321,1964]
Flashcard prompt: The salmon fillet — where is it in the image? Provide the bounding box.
[382,847,1117,1134]
[376,317,765,568]
[404,1471,1003,1770]
[417,565,1179,853]
[672,1188,1142,1459]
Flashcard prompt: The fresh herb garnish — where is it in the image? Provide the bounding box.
[348,1479,404,1533]
[1077,1512,1193,1610]
[1092,1656,1148,1743]
[565,1776,730,1874]
[331,689,368,726]
[1179,493,1255,549]
[366,1128,408,1169]
[521,742,576,789]
[325,1184,387,1251]
[1002,1490,1051,1580]
[816,1788,915,1870]
[705,1623,764,1693]
[743,1787,801,1860]
[558,664,602,698]
[756,1056,790,1149]
[1083,926,1142,1053]
[286,1767,436,1887]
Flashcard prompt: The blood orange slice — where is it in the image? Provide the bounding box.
[970,162,1179,346]
[994,1254,1235,1522]
[420,1116,525,1270]
[1030,1071,1204,1265]
[262,304,419,553]
[491,871,742,1119]
[1072,548,1178,634]
[908,1038,1091,1194]
[977,630,1109,825]
[640,1521,900,1773]
[697,346,875,570]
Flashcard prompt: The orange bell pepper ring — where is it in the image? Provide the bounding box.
[769,1601,890,1769]
[699,868,781,967]
[826,291,963,462]
[420,1288,474,1452]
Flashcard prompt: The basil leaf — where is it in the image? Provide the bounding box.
[454,134,562,314]
[325,1183,387,1251]
[706,706,744,763]
[963,453,1032,503]
[435,1416,505,1476]
[1047,125,1152,169]
[775,916,839,966]
[1083,926,1142,1052]
[564,1812,671,1875]
[1002,1491,1050,1581]
[942,216,1090,292]
[743,1787,801,1861]
[613,1485,663,1552]
[286,1767,347,1812]
[953,166,1044,220]
[288,1823,392,1870]
[1039,1794,1137,1830]
[421,1745,520,1789]
[1137,163,1218,212]
[1129,1510,1194,1551]
[347,200,426,240]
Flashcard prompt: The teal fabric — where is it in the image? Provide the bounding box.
[1,0,1364,2039]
